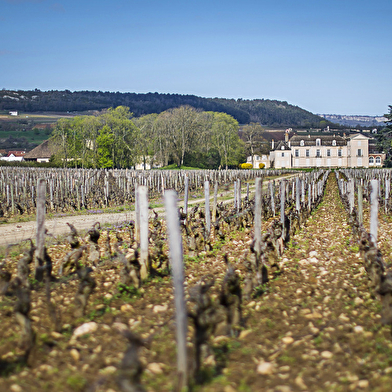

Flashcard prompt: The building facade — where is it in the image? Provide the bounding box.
[269,133,370,169]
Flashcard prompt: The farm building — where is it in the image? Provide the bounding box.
[23,139,58,163]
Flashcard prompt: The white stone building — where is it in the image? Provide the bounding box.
[246,154,270,169]
[268,133,370,169]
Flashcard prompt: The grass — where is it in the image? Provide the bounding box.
[158,164,202,170]
[66,374,87,391]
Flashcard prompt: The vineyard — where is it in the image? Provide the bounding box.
[1,168,392,392]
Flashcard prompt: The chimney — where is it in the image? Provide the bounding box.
[271,139,275,150]
[285,131,289,142]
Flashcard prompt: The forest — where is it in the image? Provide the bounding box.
[0,89,329,128]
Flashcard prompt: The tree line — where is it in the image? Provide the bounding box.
[51,106,246,170]
[0,89,329,128]
[375,105,392,167]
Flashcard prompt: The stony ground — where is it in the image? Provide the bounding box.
[1,174,392,392]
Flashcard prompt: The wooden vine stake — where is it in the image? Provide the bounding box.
[204,181,211,236]
[358,184,363,224]
[237,179,241,213]
[212,181,218,222]
[254,178,262,256]
[164,190,188,391]
[348,179,354,213]
[36,178,46,267]
[280,180,285,235]
[135,183,140,245]
[269,181,275,216]
[370,179,378,246]
[184,176,189,215]
[138,185,149,280]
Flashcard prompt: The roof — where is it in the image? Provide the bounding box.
[7,151,26,157]
[290,135,347,147]
[348,133,370,140]
[273,141,291,151]
[23,139,58,160]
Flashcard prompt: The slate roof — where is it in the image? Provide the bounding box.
[273,141,291,151]
[290,135,347,147]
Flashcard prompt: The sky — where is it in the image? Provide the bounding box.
[1,0,391,116]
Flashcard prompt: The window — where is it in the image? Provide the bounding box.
[295,149,299,157]
[281,152,285,157]
[327,149,331,157]
[376,156,381,164]
[306,149,310,157]
[255,155,260,161]
[369,157,374,164]
[300,140,304,146]
[316,138,321,146]
[357,149,362,157]
[332,140,336,146]
[338,149,342,157]
[316,149,321,157]
[281,146,285,150]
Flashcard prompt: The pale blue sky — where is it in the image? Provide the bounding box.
[1,0,391,116]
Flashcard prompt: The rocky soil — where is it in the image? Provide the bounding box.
[1,174,392,392]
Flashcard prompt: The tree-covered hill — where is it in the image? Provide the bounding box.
[0,89,326,127]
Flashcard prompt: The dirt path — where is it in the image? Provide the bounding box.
[206,174,392,391]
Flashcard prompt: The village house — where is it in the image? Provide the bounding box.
[0,150,26,161]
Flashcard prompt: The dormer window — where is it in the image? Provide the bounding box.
[300,140,304,146]
[332,140,336,146]
[316,138,321,146]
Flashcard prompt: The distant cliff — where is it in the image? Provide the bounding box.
[0,89,327,127]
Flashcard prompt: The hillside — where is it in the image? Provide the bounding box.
[320,114,387,128]
[0,89,327,127]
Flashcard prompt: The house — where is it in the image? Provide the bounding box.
[268,133,370,168]
[23,139,58,162]
[368,144,386,167]
[0,150,26,161]
[246,154,270,169]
